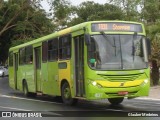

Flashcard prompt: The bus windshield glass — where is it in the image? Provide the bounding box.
[88,34,148,70]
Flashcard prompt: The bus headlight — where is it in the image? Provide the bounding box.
[144,79,148,84]
[89,80,103,88]
[92,81,97,86]
[141,79,148,86]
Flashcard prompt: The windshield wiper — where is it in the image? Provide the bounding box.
[132,32,137,61]
[100,31,117,56]
[113,35,116,56]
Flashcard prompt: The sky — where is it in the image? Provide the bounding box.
[41,0,108,13]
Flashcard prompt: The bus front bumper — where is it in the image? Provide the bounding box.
[86,79,150,100]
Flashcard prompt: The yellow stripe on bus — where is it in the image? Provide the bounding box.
[58,28,71,35]
[96,80,144,87]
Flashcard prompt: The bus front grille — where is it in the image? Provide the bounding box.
[99,73,143,82]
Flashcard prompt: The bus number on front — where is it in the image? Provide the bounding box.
[98,24,107,30]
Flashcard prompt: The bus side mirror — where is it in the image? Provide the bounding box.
[85,34,91,45]
[146,38,151,55]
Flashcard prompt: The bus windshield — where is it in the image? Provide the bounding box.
[88,34,148,70]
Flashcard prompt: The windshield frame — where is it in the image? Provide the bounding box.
[87,34,149,71]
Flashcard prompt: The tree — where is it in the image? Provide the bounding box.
[0,0,30,37]
[109,0,141,21]
[142,1,160,86]
[141,0,160,23]
[0,0,54,64]
[48,0,73,30]
[146,23,160,86]
[67,1,125,26]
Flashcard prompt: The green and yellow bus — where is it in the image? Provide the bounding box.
[8,21,151,105]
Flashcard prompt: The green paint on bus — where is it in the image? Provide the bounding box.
[8,21,150,105]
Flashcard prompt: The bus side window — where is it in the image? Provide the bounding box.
[48,38,58,61]
[19,48,25,65]
[29,55,33,64]
[88,37,100,67]
[42,41,48,62]
[59,34,71,60]
[26,46,33,64]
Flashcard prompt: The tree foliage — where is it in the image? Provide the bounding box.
[79,2,124,20]
[47,0,73,30]
[47,1,125,27]
[0,0,54,64]
[109,0,142,21]
[141,0,160,23]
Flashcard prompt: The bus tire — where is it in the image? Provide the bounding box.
[61,82,77,105]
[108,98,124,105]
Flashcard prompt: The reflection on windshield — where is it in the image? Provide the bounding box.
[88,34,148,70]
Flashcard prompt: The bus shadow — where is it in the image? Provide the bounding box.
[7,91,146,112]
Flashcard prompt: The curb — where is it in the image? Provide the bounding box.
[135,97,160,101]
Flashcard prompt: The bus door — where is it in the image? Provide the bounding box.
[13,53,18,89]
[74,35,85,97]
[34,47,42,92]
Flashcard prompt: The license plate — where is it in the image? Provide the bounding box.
[118,91,128,95]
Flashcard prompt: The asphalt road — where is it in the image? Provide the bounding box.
[0,77,160,120]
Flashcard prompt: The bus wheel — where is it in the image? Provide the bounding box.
[108,98,124,105]
[61,82,77,105]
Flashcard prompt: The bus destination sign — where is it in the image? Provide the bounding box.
[91,23,143,32]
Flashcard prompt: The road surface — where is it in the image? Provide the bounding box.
[0,77,159,120]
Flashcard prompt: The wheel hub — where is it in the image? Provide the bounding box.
[64,88,70,99]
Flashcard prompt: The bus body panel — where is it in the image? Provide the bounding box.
[43,61,59,95]
[9,66,14,89]
[17,64,35,92]
[58,60,72,96]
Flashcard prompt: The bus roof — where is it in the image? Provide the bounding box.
[9,20,143,52]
